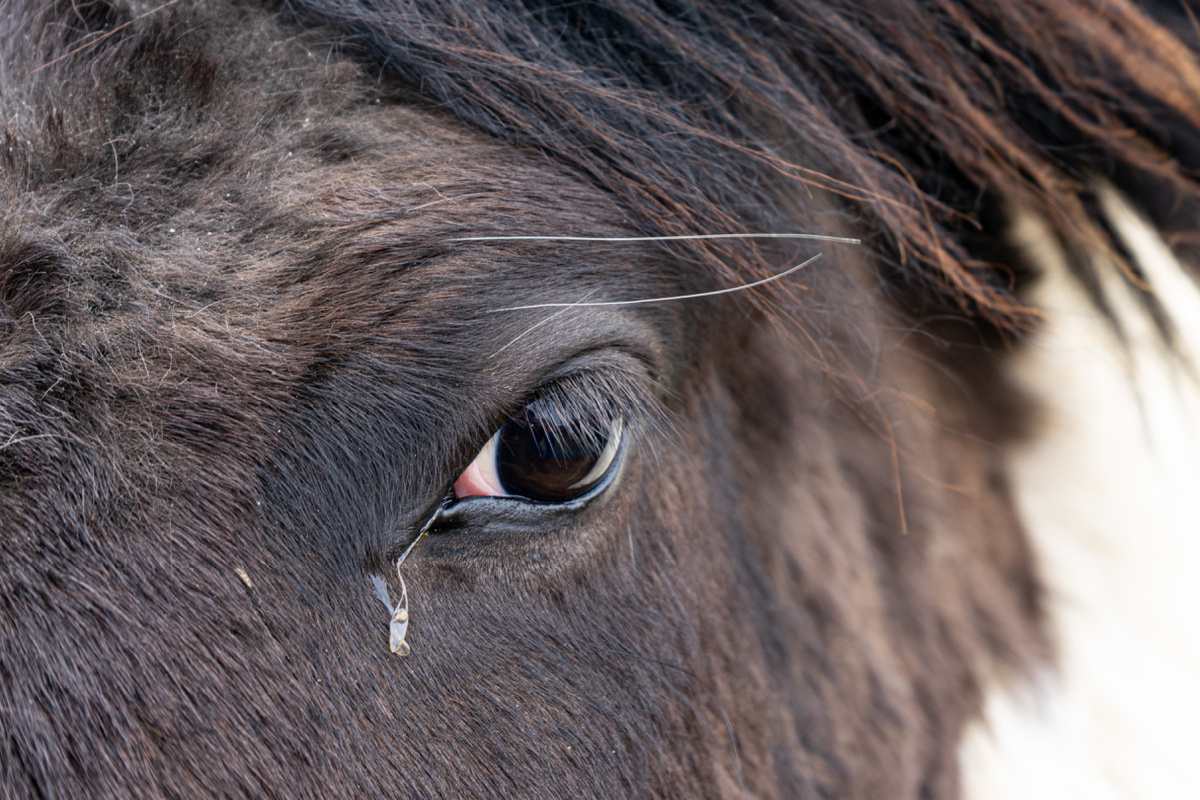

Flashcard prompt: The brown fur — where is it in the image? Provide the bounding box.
[0,0,1196,797]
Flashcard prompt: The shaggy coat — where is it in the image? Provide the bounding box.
[1,0,1197,797]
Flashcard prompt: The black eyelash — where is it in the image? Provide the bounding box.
[519,382,621,455]
[502,364,664,459]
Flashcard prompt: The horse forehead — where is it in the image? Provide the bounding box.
[0,0,627,308]
[0,82,633,365]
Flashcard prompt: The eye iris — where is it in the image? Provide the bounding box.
[495,403,619,502]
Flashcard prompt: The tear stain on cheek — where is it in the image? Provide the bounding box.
[370,509,440,657]
[389,598,410,656]
[370,572,410,657]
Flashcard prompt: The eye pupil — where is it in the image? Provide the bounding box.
[496,404,620,502]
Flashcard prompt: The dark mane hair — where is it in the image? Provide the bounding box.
[288,0,1200,324]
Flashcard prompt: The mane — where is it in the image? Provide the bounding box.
[285,0,1200,327]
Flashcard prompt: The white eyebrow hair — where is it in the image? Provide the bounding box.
[490,252,823,312]
[448,232,861,244]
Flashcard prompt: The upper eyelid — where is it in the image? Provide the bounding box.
[501,368,646,435]
[469,357,657,458]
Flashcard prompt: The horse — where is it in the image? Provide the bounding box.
[2,0,1198,796]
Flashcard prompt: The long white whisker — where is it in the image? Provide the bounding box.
[490,253,822,313]
[489,289,601,358]
[449,232,860,244]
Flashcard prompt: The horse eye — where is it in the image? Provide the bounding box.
[453,401,624,503]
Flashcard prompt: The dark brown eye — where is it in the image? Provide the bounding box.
[496,404,622,502]
[452,400,624,503]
